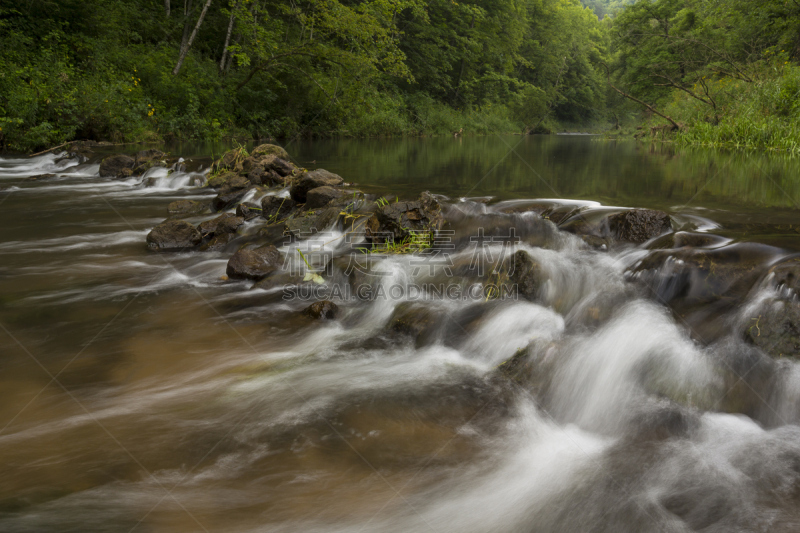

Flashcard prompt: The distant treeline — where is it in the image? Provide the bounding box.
[1,0,799,152]
[0,0,608,151]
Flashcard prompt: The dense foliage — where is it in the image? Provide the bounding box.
[609,0,800,152]
[0,0,609,151]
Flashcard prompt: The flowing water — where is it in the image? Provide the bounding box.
[1,136,800,532]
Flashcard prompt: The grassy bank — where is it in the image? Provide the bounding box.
[621,58,800,154]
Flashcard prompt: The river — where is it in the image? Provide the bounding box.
[1,135,799,532]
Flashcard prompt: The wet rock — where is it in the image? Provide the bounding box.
[133,149,167,172]
[236,202,262,221]
[764,256,800,294]
[207,171,239,189]
[271,157,296,177]
[251,144,290,160]
[99,154,135,178]
[226,245,282,280]
[199,232,237,252]
[197,213,244,238]
[146,220,202,251]
[305,186,344,209]
[25,173,56,181]
[261,196,297,221]
[257,223,290,246]
[608,209,672,244]
[211,147,247,173]
[243,154,297,186]
[303,300,340,320]
[366,192,445,244]
[562,208,672,245]
[510,250,544,301]
[285,207,340,236]
[290,169,344,203]
[212,175,253,211]
[167,199,208,217]
[495,348,536,385]
[746,301,800,359]
[387,302,442,346]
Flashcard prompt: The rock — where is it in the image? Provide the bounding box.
[199,232,237,252]
[236,202,262,221]
[764,256,800,294]
[387,302,441,346]
[226,245,282,280]
[261,196,297,221]
[168,199,208,216]
[99,154,135,178]
[146,220,202,251]
[510,250,543,301]
[271,157,296,177]
[211,147,247,173]
[25,173,56,181]
[366,192,445,244]
[303,300,340,320]
[746,301,800,359]
[257,223,290,246]
[290,169,344,203]
[207,171,239,189]
[133,149,167,172]
[212,175,253,211]
[197,213,244,238]
[284,207,339,237]
[608,209,672,244]
[251,143,290,160]
[305,186,344,209]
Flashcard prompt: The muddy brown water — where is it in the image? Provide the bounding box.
[1,136,800,532]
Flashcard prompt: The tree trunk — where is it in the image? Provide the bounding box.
[165,0,170,16]
[180,0,194,55]
[174,0,213,75]
[608,82,680,131]
[219,1,237,73]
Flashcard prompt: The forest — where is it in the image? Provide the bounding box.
[1,0,799,152]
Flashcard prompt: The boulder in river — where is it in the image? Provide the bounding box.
[211,147,247,174]
[387,302,442,346]
[305,186,345,209]
[212,175,253,211]
[608,209,672,243]
[226,244,282,280]
[261,196,297,221]
[236,202,262,221]
[99,154,135,178]
[146,220,202,251]
[168,199,208,217]
[510,250,544,301]
[251,143,290,160]
[745,300,800,359]
[561,208,672,245]
[197,213,244,238]
[290,169,344,203]
[366,192,445,244]
[207,171,239,189]
[303,300,340,320]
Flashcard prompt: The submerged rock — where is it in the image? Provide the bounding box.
[303,300,340,320]
[366,192,445,244]
[168,199,208,217]
[226,245,282,280]
[290,169,344,203]
[387,302,442,346]
[146,220,202,251]
[99,154,135,178]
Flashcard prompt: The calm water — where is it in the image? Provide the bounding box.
[1,135,800,532]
